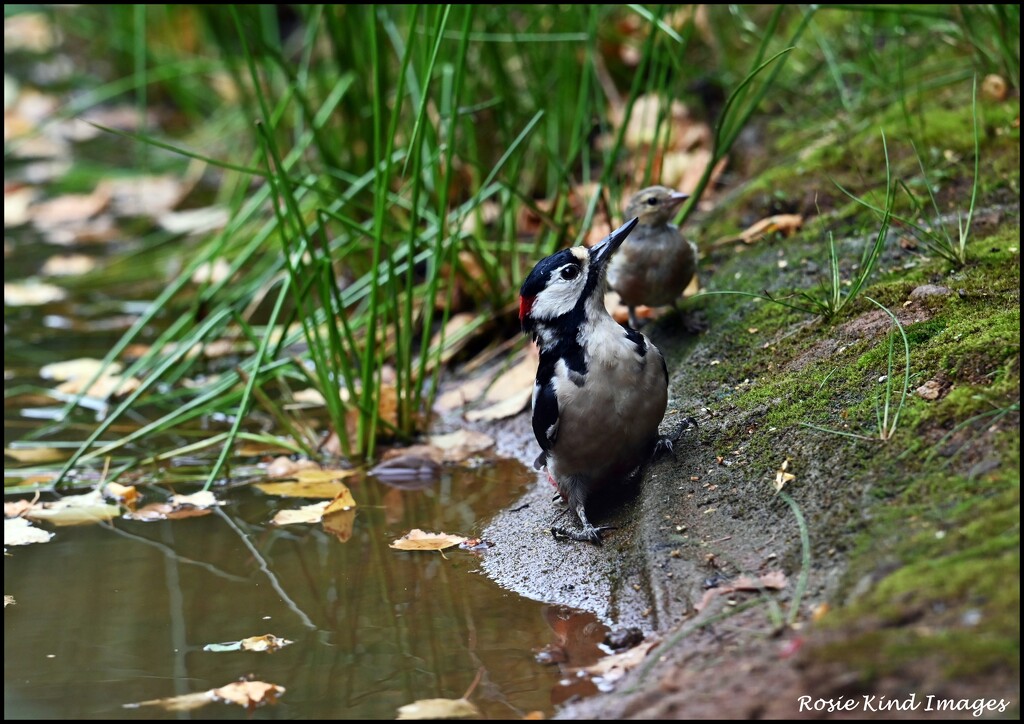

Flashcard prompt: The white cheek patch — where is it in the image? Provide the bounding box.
[529,262,588,320]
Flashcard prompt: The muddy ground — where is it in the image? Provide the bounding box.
[474,111,1020,717]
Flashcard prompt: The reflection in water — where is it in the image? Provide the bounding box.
[3,462,586,719]
[535,605,610,707]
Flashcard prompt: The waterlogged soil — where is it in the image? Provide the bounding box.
[477,196,1020,720]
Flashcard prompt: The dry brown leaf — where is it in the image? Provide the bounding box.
[4,187,36,228]
[40,253,96,277]
[128,679,285,713]
[256,479,353,499]
[433,375,490,412]
[713,214,805,249]
[107,175,186,217]
[169,491,222,509]
[3,12,58,53]
[190,258,233,285]
[4,446,64,463]
[270,501,330,526]
[322,509,356,543]
[264,456,320,478]
[4,517,55,547]
[127,691,214,713]
[389,528,467,552]
[159,206,229,235]
[103,482,138,508]
[23,489,120,527]
[290,388,327,406]
[31,183,111,228]
[396,697,480,720]
[4,499,36,518]
[464,387,532,422]
[428,429,494,463]
[774,458,795,493]
[694,571,789,613]
[40,358,121,381]
[56,373,141,399]
[483,354,538,404]
[577,639,660,685]
[3,280,66,306]
[203,634,295,653]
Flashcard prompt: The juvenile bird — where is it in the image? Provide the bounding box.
[519,218,672,544]
[607,186,697,329]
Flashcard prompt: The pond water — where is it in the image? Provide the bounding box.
[4,457,604,719]
[3,211,607,721]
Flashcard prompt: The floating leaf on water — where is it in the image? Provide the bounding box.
[389,528,467,552]
[4,516,55,547]
[103,482,138,507]
[263,456,320,478]
[210,680,285,709]
[270,501,331,526]
[203,634,294,653]
[396,697,480,720]
[23,489,120,526]
[40,253,96,277]
[40,357,122,381]
[169,491,223,509]
[322,509,356,543]
[4,280,66,306]
[4,446,64,463]
[125,679,285,713]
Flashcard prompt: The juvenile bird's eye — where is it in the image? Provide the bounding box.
[560,266,580,281]
[646,197,658,206]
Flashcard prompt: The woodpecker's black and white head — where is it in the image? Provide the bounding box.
[519,217,639,349]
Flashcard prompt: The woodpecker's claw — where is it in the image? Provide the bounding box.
[652,435,676,461]
[551,524,615,545]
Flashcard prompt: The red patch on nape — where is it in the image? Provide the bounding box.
[519,295,535,322]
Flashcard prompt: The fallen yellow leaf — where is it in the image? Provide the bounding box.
[389,528,467,552]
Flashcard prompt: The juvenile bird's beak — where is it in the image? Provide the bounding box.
[589,217,639,268]
[667,191,690,209]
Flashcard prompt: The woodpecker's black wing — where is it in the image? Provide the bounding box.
[531,378,559,453]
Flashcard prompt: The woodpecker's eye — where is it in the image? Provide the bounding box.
[560,266,580,281]
[646,197,658,206]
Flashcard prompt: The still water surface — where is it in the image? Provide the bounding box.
[4,460,602,719]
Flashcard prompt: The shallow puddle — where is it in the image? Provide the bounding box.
[3,459,613,719]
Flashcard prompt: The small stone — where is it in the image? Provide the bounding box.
[908,284,952,300]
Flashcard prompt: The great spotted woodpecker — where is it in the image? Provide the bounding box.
[519,217,673,544]
[607,186,697,329]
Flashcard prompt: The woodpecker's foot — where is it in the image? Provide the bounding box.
[652,435,676,462]
[551,523,615,545]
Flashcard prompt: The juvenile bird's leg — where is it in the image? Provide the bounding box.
[627,305,642,330]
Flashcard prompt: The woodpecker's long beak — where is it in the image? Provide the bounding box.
[589,217,639,268]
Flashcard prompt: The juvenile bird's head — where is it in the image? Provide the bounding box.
[519,217,639,344]
[625,186,689,227]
